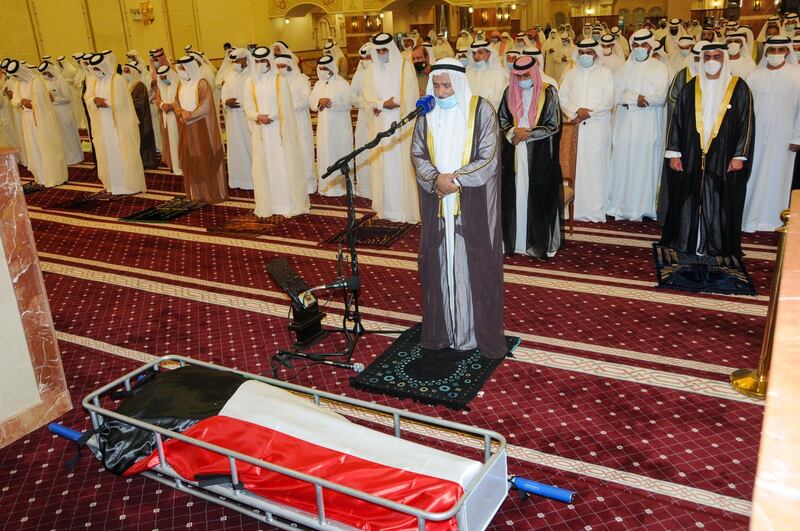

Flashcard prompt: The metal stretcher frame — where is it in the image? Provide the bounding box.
[80,355,509,531]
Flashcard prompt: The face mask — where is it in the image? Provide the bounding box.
[766,53,786,67]
[458,57,468,67]
[562,40,569,46]
[727,42,741,55]
[177,70,189,81]
[318,69,332,79]
[123,72,133,82]
[703,59,722,75]
[378,53,390,64]
[258,63,269,74]
[592,34,600,43]
[632,47,649,62]
[578,54,594,68]
[679,49,691,57]
[436,94,457,109]
[414,61,427,73]
[670,28,678,35]
[160,78,170,85]
[519,78,533,89]
[232,63,244,73]
[786,24,797,33]
[474,59,487,69]
[507,62,514,71]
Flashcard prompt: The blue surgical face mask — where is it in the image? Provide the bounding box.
[592,34,600,43]
[436,94,458,109]
[161,78,171,85]
[519,78,533,89]
[474,59,487,69]
[578,54,594,68]
[507,61,514,70]
[458,57,468,67]
[632,47,649,62]
[679,49,691,57]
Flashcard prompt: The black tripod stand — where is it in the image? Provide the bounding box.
[271,103,429,377]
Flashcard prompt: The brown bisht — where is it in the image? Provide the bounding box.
[410,96,507,359]
[173,78,228,204]
[131,80,158,168]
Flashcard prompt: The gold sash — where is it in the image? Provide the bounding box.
[694,76,738,155]
[426,95,479,218]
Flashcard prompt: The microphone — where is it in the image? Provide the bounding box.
[298,276,360,308]
[415,94,436,116]
[313,359,365,372]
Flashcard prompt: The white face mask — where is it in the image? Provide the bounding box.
[703,59,723,76]
[766,53,786,67]
[318,69,332,80]
[786,24,796,32]
[727,42,741,55]
[260,63,270,74]
[378,53,390,64]
[232,62,244,73]
[177,70,190,81]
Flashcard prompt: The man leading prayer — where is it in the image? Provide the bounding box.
[410,58,507,359]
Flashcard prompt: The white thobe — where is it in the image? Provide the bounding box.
[608,58,670,220]
[559,63,615,222]
[362,59,420,223]
[743,64,800,232]
[221,68,252,189]
[466,65,507,110]
[86,75,146,194]
[286,73,316,193]
[729,56,757,79]
[15,78,67,187]
[8,79,28,166]
[546,43,575,82]
[158,80,182,176]
[431,104,471,341]
[350,64,373,198]
[244,74,309,218]
[514,88,534,253]
[44,76,84,165]
[600,53,625,73]
[310,75,354,196]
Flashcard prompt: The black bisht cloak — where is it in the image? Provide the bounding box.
[660,76,754,257]
[497,84,564,259]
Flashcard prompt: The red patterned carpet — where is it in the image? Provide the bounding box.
[0,164,775,530]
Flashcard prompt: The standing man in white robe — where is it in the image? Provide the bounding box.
[243,47,309,218]
[3,63,28,167]
[84,52,146,195]
[8,61,67,187]
[155,65,182,176]
[350,43,373,199]
[323,41,348,78]
[362,33,420,223]
[599,35,625,72]
[743,37,800,232]
[220,49,252,189]
[607,29,670,220]
[669,36,696,76]
[725,31,757,78]
[545,33,575,81]
[61,54,87,129]
[559,40,615,222]
[465,40,507,109]
[38,61,83,165]
[275,52,315,193]
[310,55,353,197]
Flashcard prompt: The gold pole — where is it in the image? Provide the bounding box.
[730,209,792,399]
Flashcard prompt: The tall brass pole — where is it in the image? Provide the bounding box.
[730,209,791,399]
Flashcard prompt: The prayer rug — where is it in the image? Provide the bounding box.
[22,182,47,195]
[351,324,520,410]
[53,191,134,212]
[119,197,205,222]
[323,215,416,247]
[207,214,286,235]
[652,243,757,296]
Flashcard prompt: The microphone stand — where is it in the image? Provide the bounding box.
[271,106,420,377]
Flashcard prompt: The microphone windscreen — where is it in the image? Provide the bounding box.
[416,94,436,115]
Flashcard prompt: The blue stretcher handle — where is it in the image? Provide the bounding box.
[510,476,575,503]
[48,423,83,443]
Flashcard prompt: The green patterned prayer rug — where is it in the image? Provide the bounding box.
[652,243,757,296]
[322,215,415,247]
[119,197,205,222]
[351,324,520,410]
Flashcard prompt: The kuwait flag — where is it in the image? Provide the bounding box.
[104,366,481,530]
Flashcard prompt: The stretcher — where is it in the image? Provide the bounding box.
[50,355,573,530]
